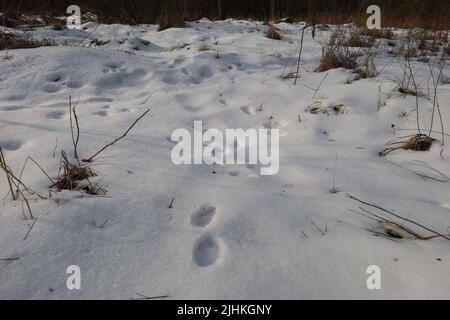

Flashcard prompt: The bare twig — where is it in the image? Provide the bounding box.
[306,215,326,236]
[19,156,55,185]
[312,72,329,99]
[406,57,421,134]
[168,198,175,209]
[52,137,58,158]
[131,293,169,300]
[330,153,338,193]
[294,23,309,85]
[140,92,154,105]
[69,95,80,160]
[426,52,447,145]
[0,257,20,261]
[83,109,150,163]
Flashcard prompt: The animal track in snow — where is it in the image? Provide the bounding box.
[183,104,202,112]
[264,118,289,137]
[191,204,216,227]
[228,171,241,177]
[66,80,84,89]
[103,61,124,70]
[241,106,256,115]
[84,97,114,104]
[226,167,259,178]
[46,110,65,119]
[0,105,29,111]
[4,94,27,101]
[0,139,23,151]
[94,110,108,117]
[191,204,222,267]
[45,72,65,83]
[196,66,213,79]
[96,67,146,89]
[168,57,185,69]
[41,83,62,93]
[193,233,220,267]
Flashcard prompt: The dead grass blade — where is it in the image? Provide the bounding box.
[23,217,38,241]
[389,160,449,182]
[0,145,16,200]
[347,194,450,240]
[0,145,34,219]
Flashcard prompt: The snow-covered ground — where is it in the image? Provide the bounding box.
[1,18,450,299]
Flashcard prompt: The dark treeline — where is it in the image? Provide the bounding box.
[3,0,450,28]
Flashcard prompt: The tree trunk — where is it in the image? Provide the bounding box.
[270,0,275,22]
[217,0,225,20]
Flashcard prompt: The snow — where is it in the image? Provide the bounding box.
[0,19,449,299]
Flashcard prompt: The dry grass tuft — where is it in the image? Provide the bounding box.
[51,151,96,191]
[316,28,378,78]
[50,97,150,196]
[316,45,358,72]
[265,25,281,40]
[360,28,395,40]
[198,43,210,51]
[344,32,375,48]
[379,134,436,156]
[402,45,418,58]
[50,19,66,31]
[401,134,436,151]
[306,102,348,115]
[398,87,425,97]
[0,32,54,50]
[354,67,376,79]
[51,151,104,195]
[413,30,448,44]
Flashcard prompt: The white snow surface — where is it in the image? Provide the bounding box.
[0,19,450,299]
